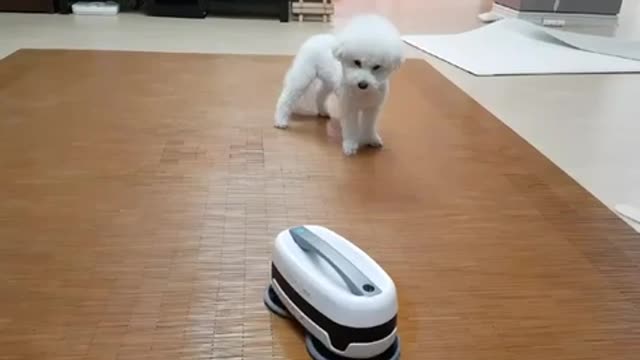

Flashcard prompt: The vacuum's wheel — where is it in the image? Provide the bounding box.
[305,334,400,360]
[263,285,290,318]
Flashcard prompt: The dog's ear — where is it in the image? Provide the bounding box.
[394,54,406,70]
[332,40,346,62]
[390,50,406,71]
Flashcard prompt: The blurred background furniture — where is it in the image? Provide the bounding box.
[496,0,623,15]
[292,0,332,22]
[208,0,290,22]
[58,0,141,13]
[0,0,56,12]
[486,0,623,27]
[146,0,207,18]
[35,0,289,21]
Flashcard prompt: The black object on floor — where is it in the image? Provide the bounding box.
[0,0,56,13]
[208,0,289,22]
[146,0,207,18]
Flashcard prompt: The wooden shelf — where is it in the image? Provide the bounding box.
[291,0,333,22]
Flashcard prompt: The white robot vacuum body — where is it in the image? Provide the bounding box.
[264,225,400,360]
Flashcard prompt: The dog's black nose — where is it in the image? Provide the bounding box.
[358,81,369,90]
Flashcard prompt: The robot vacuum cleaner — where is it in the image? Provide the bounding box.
[264,225,400,360]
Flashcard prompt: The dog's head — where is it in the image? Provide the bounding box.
[332,15,405,93]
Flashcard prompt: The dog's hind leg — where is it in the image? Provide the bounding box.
[315,65,340,118]
[274,67,316,129]
[275,85,305,129]
[315,82,332,118]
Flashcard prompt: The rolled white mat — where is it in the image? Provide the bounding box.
[614,204,640,224]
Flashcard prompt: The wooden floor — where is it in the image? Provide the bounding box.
[1,49,639,360]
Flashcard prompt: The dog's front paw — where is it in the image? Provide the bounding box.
[274,118,289,129]
[362,134,384,148]
[342,140,359,156]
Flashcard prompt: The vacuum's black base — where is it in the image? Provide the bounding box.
[264,284,290,318]
[265,284,401,360]
[305,334,401,360]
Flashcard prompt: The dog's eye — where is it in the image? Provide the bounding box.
[372,65,381,71]
[354,60,362,68]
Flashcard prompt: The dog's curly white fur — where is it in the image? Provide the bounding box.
[274,15,405,156]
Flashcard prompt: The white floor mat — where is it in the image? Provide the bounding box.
[403,19,640,76]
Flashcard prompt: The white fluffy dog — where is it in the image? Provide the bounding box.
[274,14,405,156]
